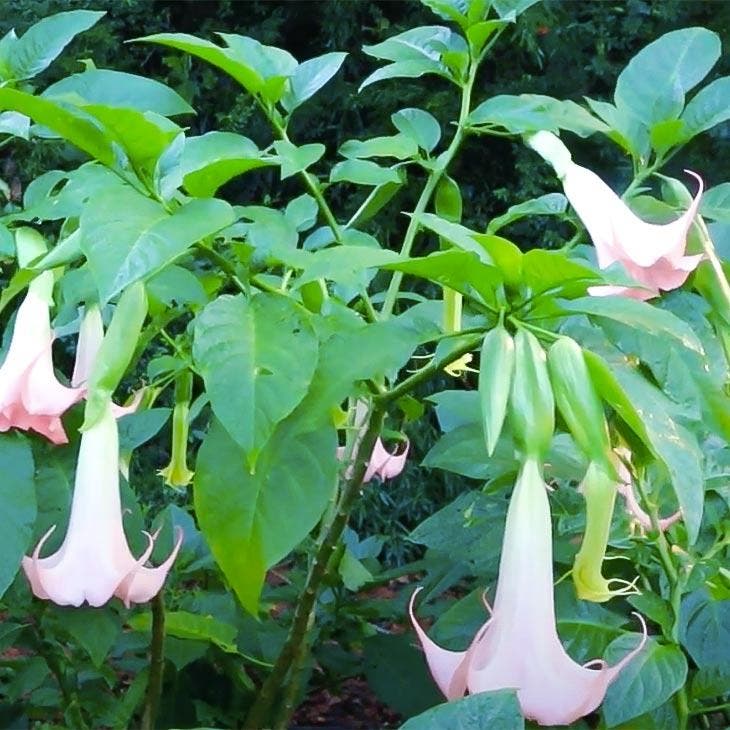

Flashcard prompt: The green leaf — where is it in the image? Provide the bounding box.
[282,51,347,112]
[522,250,598,295]
[181,131,273,197]
[682,76,730,137]
[603,637,687,727]
[487,192,567,234]
[469,94,607,137]
[382,249,500,305]
[492,0,540,17]
[614,28,721,126]
[559,297,703,354]
[285,193,318,232]
[364,634,445,717]
[339,134,418,160]
[136,32,296,101]
[273,139,325,179]
[193,293,318,467]
[129,610,239,653]
[0,434,35,598]
[400,689,523,729]
[330,158,401,186]
[363,25,464,63]
[147,265,208,307]
[415,213,492,264]
[391,107,441,153]
[80,190,234,302]
[700,183,730,223]
[60,608,120,667]
[0,10,104,82]
[42,69,193,116]
[0,88,115,166]
[194,416,337,614]
[118,409,171,453]
[680,589,730,669]
[585,351,704,543]
[361,58,448,90]
[0,110,29,139]
[294,245,401,288]
[82,105,181,176]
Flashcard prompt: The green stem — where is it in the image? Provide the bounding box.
[690,702,730,716]
[696,217,730,317]
[634,477,688,729]
[381,53,480,319]
[141,591,166,730]
[378,332,484,404]
[194,242,248,295]
[244,406,387,728]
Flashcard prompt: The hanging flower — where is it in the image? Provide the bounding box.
[526,131,703,300]
[0,275,83,444]
[572,460,639,603]
[410,458,646,726]
[22,398,182,607]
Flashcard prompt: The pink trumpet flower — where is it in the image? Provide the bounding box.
[410,458,647,726]
[0,275,83,444]
[22,399,182,607]
[527,131,703,300]
[336,437,410,483]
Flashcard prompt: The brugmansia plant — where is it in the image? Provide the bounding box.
[0,3,728,729]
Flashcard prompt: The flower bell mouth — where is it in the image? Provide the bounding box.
[22,399,182,607]
[409,457,647,726]
[526,131,703,300]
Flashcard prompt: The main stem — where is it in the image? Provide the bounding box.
[244,406,386,728]
[635,479,688,729]
[380,58,480,319]
[140,591,166,730]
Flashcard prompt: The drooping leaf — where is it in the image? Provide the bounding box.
[193,293,318,468]
[330,158,401,186]
[42,69,193,116]
[80,189,234,302]
[0,89,115,166]
[194,416,337,614]
[603,636,687,727]
[0,434,35,598]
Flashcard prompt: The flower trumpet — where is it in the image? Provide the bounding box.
[527,131,703,300]
[410,458,647,726]
[22,398,182,607]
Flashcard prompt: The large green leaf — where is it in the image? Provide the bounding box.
[682,76,730,137]
[194,416,337,614]
[559,296,703,353]
[487,193,567,234]
[614,28,721,126]
[330,159,401,186]
[391,107,441,153]
[680,589,730,669]
[181,132,273,197]
[80,189,234,302]
[193,293,318,468]
[0,10,104,82]
[603,636,687,727]
[42,69,193,116]
[382,250,500,305]
[0,88,115,166]
[293,245,401,288]
[0,434,35,598]
[400,690,523,730]
[59,608,121,668]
